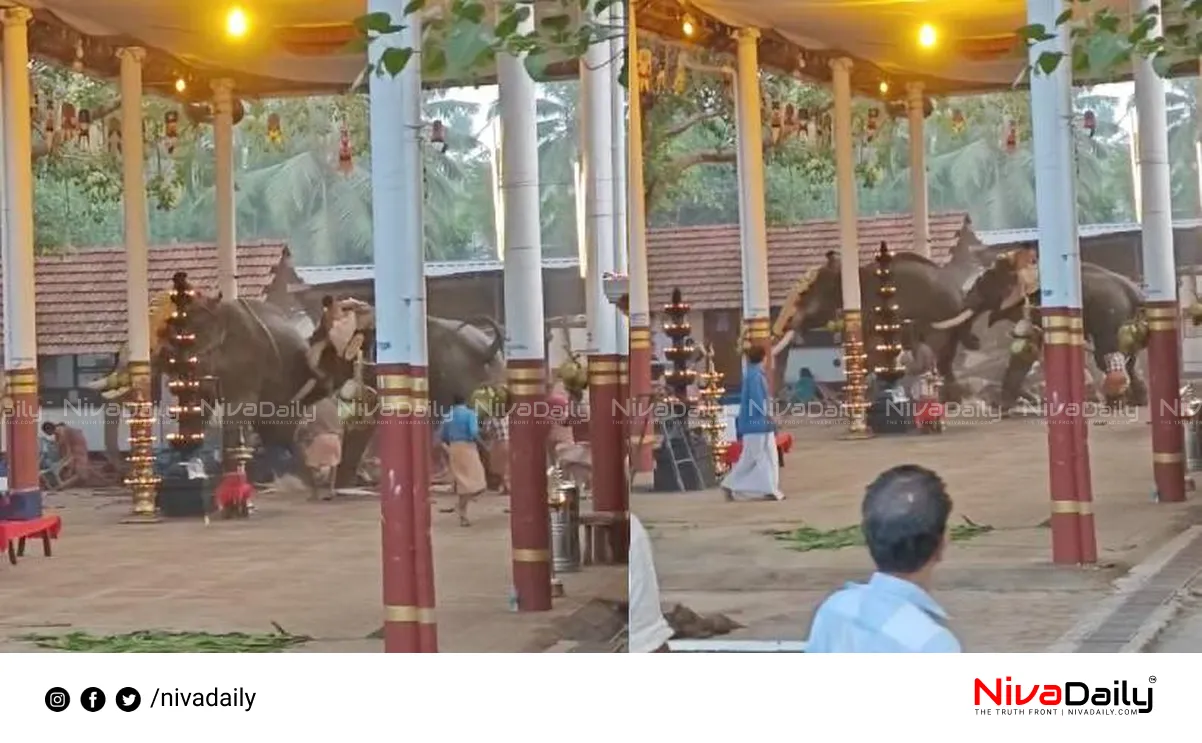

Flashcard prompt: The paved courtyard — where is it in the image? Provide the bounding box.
[0,486,625,653]
[634,411,1202,651]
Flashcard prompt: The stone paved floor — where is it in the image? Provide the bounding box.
[634,411,1202,652]
[0,487,625,653]
[1150,574,1202,652]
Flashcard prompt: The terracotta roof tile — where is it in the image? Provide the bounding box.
[0,242,291,356]
[647,212,972,310]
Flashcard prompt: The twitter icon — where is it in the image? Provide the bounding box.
[115,687,141,712]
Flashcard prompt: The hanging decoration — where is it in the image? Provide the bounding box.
[430,119,447,153]
[695,345,729,476]
[662,288,697,407]
[338,123,353,174]
[872,242,905,386]
[164,110,179,154]
[266,112,283,145]
[1003,116,1018,153]
[951,109,966,134]
[60,102,77,139]
[106,116,121,155]
[77,107,92,144]
[637,48,653,97]
[1083,109,1097,138]
[165,271,205,453]
[864,107,880,142]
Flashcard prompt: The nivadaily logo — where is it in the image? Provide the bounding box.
[974,676,1154,715]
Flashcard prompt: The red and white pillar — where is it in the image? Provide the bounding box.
[368,0,438,651]
[498,10,552,610]
[1133,0,1186,503]
[624,3,654,472]
[2,7,40,508]
[831,57,869,435]
[1027,0,1096,564]
[733,29,773,378]
[581,27,628,543]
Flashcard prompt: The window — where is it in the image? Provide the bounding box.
[38,355,75,389]
[75,353,118,389]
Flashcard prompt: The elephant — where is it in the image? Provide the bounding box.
[91,295,506,490]
[929,247,1148,410]
[777,246,983,401]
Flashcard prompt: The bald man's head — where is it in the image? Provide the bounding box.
[861,465,952,575]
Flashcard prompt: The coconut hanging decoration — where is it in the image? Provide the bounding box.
[430,119,447,153]
[951,109,966,134]
[1083,109,1097,138]
[164,110,179,154]
[77,107,91,144]
[61,102,77,139]
[338,124,353,174]
[266,112,283,145]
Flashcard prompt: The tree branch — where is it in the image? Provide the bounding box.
[660,109,725,140]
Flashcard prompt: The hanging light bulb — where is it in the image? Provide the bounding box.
[681,13,697,37]
[174,77,187,94]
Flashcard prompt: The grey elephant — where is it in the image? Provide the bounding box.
[776,245,982,401]
[930,247,1147,410]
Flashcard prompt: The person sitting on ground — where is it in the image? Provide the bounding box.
[720,343,783,502]
[628,514,673,652]
[806,464,961,652]
[440,394,488,527]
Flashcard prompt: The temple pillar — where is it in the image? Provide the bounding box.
[1134,1,1186,504]
[625,2,654,472]
[831,57,869,435]
[581,31,626,535]
[212,78,237,299]
[2,6,41,511]
[610,4,632,474]
[118,46,156,519]
[498,11,552,610]
[906,82,930,259]
[1027,0,1096,564]
[368,0,438,651]
[733,29,773,378]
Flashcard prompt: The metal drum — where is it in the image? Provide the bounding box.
[548,467,581,573]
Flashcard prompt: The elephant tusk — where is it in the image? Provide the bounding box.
[930,308,975,330]
[772,330,794,357]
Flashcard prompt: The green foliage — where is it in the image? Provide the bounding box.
[1023,0,1202,79]
[771,518,994,553]
[20,629,310,652]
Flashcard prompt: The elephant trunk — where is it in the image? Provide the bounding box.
[457,315,505,363]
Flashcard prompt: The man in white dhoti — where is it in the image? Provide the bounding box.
[628,514,673,652]
[721,344,783,501]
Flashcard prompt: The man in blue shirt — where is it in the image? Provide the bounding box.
[807,464,961,652]
[441,394,487,526]
[721,344,782,501]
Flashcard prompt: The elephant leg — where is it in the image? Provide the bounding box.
[1000,354,1036,414]
[935,347,962,403]
[1125,354,1148,407]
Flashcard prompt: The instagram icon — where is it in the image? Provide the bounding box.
[44,687,70,711]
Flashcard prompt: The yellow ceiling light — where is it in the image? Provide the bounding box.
[682,13,696,38]
[918,23,937,49]
[225,7,250,39]
[174,77,187,93]
[878,81,889,94]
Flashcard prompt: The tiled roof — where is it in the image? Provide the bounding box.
[647,212,972,310]
[0,242,291,356]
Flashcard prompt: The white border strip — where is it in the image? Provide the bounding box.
[1047,525,1202,652]
[667,639,808,652]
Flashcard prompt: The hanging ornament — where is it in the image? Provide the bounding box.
[73,39,85,72]
[164,110,179,154]
[797,108,812,144]
[43,99,56,140]
[266,112,283,145]
[769,100,783,143]
[865,107,880,142]
[637,48,653,96]
[61,102,77,139]
[1083,109,1097,138]
[77,108,92,144]
[106,117,121,156]
[1003,117,1017,153]
[338,124,353,174]
[782,103,798,140]
[429,119,447,153]
[951,108,966,134]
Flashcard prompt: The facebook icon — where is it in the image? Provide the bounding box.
[80,687,106,712]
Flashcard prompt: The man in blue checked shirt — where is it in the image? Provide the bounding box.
[806,464,961,653]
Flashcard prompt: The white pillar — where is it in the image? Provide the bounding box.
[212,78,237,299]
[626,3,650,332]
[3,6,36,372]
[610,3,629,352]
[119,47,151,366]
[831,58,862,312]
[497,15,544,361]
[734,28,771,324]
[906,82,930,258]
[1134,22,1175,303]
[582,38,616,356]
